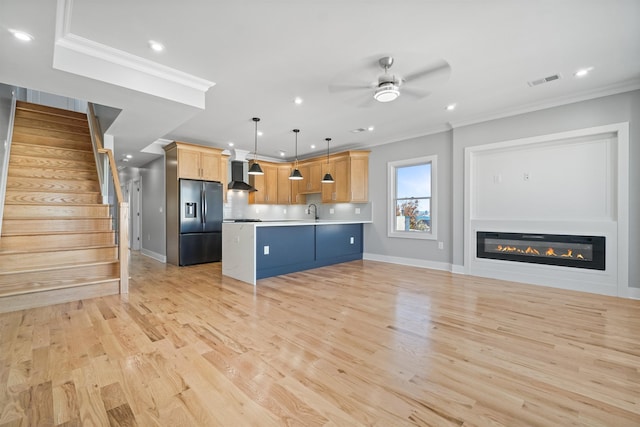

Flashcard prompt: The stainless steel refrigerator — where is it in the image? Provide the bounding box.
[179,179,223,266]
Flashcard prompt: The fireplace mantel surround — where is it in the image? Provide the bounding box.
[464,123,629,297]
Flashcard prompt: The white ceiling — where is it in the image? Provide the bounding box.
[1,0,639,168]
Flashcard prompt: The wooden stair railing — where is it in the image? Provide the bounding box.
[87,103,129,293]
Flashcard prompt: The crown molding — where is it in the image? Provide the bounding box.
[449,80,640,129]
[53,0,214,108]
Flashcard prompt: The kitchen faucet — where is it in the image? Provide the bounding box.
[308,203,319,220]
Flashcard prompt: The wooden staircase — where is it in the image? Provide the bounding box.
[0,101,121,312]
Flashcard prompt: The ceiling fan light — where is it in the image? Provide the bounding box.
[248,162,264,175]
[374,83,400,102]
[289,168,303,180]
[321,173,334,183]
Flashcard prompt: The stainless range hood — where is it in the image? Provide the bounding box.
[227,149,256,192]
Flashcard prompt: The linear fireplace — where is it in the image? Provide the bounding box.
[477,232,605,271]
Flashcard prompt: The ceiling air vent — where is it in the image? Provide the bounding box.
[527,73,562,87]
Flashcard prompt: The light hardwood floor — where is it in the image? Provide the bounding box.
[1,252,639,426]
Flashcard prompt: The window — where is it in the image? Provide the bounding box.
[388,155,437,239]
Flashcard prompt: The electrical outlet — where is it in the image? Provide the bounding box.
[438,241,444,250]
[329,208,335,214]
[350,237,354,244]
[159,207,163,213]
[263,246,269,255]
[523,172,530,181]
[234,236,240,244]
[283,208,287,214]
[355,208,361,214]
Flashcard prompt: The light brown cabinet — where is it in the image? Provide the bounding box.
[276,165,293,204]
[170,142,222,181]
[247,150,369,205]
[249,162,278,204]
[321,151,369,203]
[296,161,322,194]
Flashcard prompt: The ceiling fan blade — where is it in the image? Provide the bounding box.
[402,60,451,84]
[328,82,373,93]
[402,87,432,99]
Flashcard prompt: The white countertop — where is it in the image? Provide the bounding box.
[224,220,371,227]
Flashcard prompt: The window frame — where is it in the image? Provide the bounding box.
[387,155,437,240]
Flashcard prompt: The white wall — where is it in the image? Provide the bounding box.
[452,90,639,289]
[364,89,639,290]
[139,157,166,260]
[364,130,453,269]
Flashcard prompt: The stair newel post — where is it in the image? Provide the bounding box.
[119,202,129,293]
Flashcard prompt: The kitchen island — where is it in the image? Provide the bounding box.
[222,220,371,285]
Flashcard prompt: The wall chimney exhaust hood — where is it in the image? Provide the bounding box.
[227,149,256,191]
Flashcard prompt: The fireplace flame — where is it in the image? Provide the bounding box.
[561,249,573,258]
[545,248,557,257]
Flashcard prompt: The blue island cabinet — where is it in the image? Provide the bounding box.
[255,223,363,279]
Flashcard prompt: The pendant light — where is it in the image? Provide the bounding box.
[248,117,264,175]
[321,137,334,183]
[289,129,303,180]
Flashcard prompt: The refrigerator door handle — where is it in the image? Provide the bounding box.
[202,188,207,224]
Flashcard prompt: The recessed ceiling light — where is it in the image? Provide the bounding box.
[10,29,33,42]
[257,131,263,136]
[294,97,303,105]
[279,151,286,157]
[574,67,593,78]
[149,40,165,52]
[310,144,316,149]
[121,158,129,163]
[367,126,375,131]
[228,142,234,147]
[125,154,133,159]
[446,103,457,111]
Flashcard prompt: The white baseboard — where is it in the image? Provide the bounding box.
[626,286,640,300]
[363,253,452,272]
[141,248,166,263]
[451,265,465,275]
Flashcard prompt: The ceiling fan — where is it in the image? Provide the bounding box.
[329,56,451,104]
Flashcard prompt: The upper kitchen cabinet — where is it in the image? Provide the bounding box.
[297,160,322,194]
[321,151,370,203]
[276,164,294,204]
[164,141,224,182]
[249,161,278,204]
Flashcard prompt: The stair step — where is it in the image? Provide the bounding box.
[12,125,92,143]
[0,231,115,251]
[2,203,109,218]
[4,190,102,205]
[0,275,120,305]
[9,155,96,171]
[2,217,113,234]
[14,117,90,136]
[15,108,90,128]
[0,261,119,289]
[8,166,98,181]
[10,142,96,162]
[0,280,120,313]
[0,246,118,273]
[11,132,92,151]
[16,101,88,120]
[6,176,100,193]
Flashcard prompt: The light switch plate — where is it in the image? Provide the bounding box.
[263,245,269,255]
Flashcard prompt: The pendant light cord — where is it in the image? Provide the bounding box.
[253,117,260,160]
[293,129,300,168]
